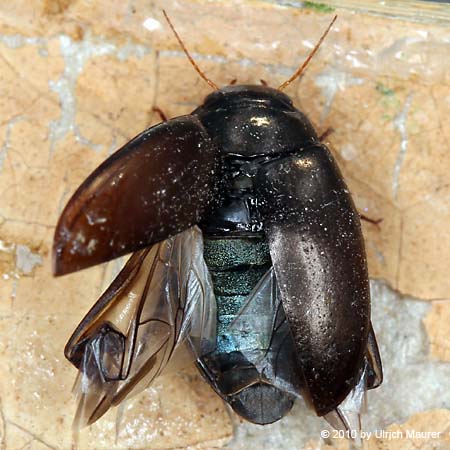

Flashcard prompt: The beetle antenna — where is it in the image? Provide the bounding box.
[163,10,219,90]
[278,15,337,91]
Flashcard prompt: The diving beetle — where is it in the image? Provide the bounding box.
[53,11,382,432]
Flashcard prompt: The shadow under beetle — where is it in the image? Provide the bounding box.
[53,12,382,432]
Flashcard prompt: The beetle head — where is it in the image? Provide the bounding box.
[202,84,294,110]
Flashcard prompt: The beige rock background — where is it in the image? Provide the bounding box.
[0,0,449,449]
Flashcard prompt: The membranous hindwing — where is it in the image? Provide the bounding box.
[193,235,300,425]
[199,261,381,431]
[64,226,216,427]
[228,268,304,397]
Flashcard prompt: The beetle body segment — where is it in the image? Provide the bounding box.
[199,237,299,425]
[194,85,319,158]
[55,85,382,430]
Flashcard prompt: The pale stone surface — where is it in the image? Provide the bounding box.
[0,0,449,449]
[424,301,450,362]
[366,409,450,450]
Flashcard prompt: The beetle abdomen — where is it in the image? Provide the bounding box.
[199,236,297,424]
[203,237,271,354]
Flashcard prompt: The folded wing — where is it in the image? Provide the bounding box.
[64,226,216,427]
[230,268,304,397]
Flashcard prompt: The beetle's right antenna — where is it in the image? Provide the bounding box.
[163,10,219,90]
[278,15,337,91]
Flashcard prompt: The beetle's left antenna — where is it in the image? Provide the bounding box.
[163,10,219,90]
[278,15,337,91]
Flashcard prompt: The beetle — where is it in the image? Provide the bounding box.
[53,11,382,433]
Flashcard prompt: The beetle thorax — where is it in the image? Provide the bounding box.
[192,84,319,158]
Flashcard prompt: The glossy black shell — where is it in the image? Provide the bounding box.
[192,85,375,422]
[193,85,319,158]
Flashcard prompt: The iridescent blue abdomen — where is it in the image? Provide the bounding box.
[203,236,271,354]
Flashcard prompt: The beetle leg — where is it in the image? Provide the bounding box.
[360,213,383,229]
[152,106,168,122]
[318,126,334,141]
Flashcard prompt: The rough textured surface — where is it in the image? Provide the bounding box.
[424,301,450,362]
[0,0,449,449]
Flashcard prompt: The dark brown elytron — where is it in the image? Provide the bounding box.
[53,13,382,433]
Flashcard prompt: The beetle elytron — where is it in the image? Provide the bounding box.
[53,12,382,433]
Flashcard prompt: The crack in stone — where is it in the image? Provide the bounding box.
[8,421,57,450]
[15,244,43,275]
[48,33,152,157]
[0,34,48,53]
[0,43,56,104]
[0,398,6,448]
[314,69,365,123]
[0,116,26,172]
[395,214,404,290]
[0,239,42,305]
[0,216,54,229]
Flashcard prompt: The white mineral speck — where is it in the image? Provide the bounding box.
[15,245,43,275]
[142,17,162,32]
